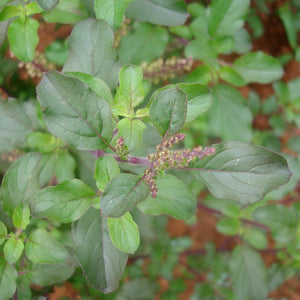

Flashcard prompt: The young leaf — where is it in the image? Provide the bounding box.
[229,245,268,300]
[207,0,250,37]
[101,174,150,217]
[190,141,291,204]
[0,222,7,246]
[7,17,39,62]
[233,52,283,84]
[72,208,128,293]
[107,212,140,253]
[117,118,146,152]
[208,85,252,142]
[0,99,39,153]
[216,218,240,236]
[25,228,70,264]
[13,204,30,230]
[94,156,120,192]
[137,174,197,220]
[37,72,114,151]
[63,18,121,89]
[1,153,41,216]
[0,5,19,21]
[126,0,189,26]
[149,88,187,137]
[94,0,134,30]
[37,0,59,10]
[184,37,218,61]
[0,257,18,300]
[218,66,246,87]
[32,179,95,223]
[4,237,24,264]
[242,228,267,250]
[26,132,57,153]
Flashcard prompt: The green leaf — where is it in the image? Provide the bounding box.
[45,40,68,66]
[113,65,144,117]
[126,0,189,26]
[149,88,187,137]
[138,175,197,220]
[218,66,246,87]
[94,156,120,192]
[0,1,11,7]
[229,245,268,300]
[101,174,150,217]
[4,237,24,264]
[0,5,19,21]
[117,118,146,152]
[13,204,30,230]
[26,132,57,153]
[25,2,44,15]
[55,150,75,182]
[25,228,70,264]
[119,278,157,299]
[42,0,87,23]
[242,228,267,250]
[63,19,121,89]
[72,208,128,293]
[252,204,297,243]
[7,17,39,62]
[1,153,41,216]
[119,22,169,65]
[207,0,250,37]
[33,179,95,223]
[65,72,113,106]
[278,2,297,50]
[190,141,291,204]
[37,72,114,151]
[186,65,212,85]
[184,37,218,61]
[216,218,240,236]
[233,52,283,84]
[0,222,7,245]
[37,0,59,10]
[107,212,140,253]
[208,85,252,142]
[0,99,39,153]
[0,257,18,300]
[94,0,134,30]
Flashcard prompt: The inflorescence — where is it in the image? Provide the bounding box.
[144,133,215,197]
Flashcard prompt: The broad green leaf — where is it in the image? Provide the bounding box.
[55,150,75,182]
[186,65,212,85]
[72,208,128,293]
[63,19,121,89]
[0,5,19,21]
[119,22,169,65]
[94,0,134,30]
[45,40,68,66]
[0,1,11,7]
[117,118,146,152]
[0,99,39,153]
[229,245,268,300]
[0,257,18,300]
[26,132,57,153]
[208,85,252,142]
[0,222,7,245]
[113,65,144,116]
[190,141,291,204]
[126,0,188,26]
[37,0,59,10]
[119,278,156,299]
[218,66,246,87]
[216,218,240,236]
[137,175,196,220]
[65,71,113,105]
[7,17,39,62]
[42,0,87,23]
[207,0,250,37]
[37,72,114,151]
[242,228,267,250]
[149,88,187,137]
[94,156,120,192]
[4,237,24,264]
[13,204,30,230]
[252,204,297,243]
[278,2,297,50]
[33,179,95,223]
[101,174,150,217]
[107,212,140,253]
[233,52,283,84]
[1,153,41,216]
[25,228,70,264]
[184,37,218,61]
[25,2,44,15]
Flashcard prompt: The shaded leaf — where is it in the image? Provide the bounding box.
[0,257,18,300]
[37,0,59,10]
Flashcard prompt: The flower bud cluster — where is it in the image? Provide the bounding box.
[141,56,193,84]
[18,52,56,78]
[144,133,215,197]
[115,137,129,160]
